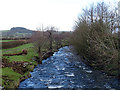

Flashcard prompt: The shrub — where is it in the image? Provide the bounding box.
[71,2,120,76]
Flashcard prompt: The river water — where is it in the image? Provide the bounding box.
[19,46,120,89]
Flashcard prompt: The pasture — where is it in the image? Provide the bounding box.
[1,42,38,88]
[0,40,16,42]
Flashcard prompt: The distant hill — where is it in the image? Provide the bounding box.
[10,27,33,33]
[2,27,33,38]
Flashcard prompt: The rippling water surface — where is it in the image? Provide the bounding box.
[19,46,120,89]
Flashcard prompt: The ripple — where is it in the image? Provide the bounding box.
[28,84,34,87]
[39,79,52,82]
[65,73,75,77]
[86,70,92,73]
[48,85,64,88]
[56,66,65,70]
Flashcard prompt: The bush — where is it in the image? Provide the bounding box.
[71,2,120,76]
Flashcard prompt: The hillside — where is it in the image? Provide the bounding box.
[10,27,33,33]
[1,27,33,38]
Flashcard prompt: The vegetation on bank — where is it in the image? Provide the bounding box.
[1,43,38,88]
[1,29,70,88]
[71,2,120,76]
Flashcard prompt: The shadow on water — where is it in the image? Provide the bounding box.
[19,46,120,89]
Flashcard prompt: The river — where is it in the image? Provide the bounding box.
[19,46,120,89]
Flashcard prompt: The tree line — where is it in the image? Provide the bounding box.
[71,2,120,76]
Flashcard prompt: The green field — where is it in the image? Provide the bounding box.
[2,43,38,63]
[2,43,38,88]
[0,40,17,42]
[1,67,22,88]
[2,43,33,54]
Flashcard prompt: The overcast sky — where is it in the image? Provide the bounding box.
[0,0,119,31]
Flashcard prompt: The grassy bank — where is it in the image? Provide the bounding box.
[1,43,38,88]
[1,39,69,88]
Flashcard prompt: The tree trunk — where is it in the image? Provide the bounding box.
[38,46,42,64]
[49,32,53,51]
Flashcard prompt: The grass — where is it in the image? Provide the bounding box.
[1,67,31,88]
[2,43,33,54]
[0,78,2,86]
[6,55,33,62]
[4,48,38,63]
[2,43,38,88]
[2,67,22,80]
[2,67,22,88]
[0,68,2,86]
[0,40,17,42]
[3,43,38,64]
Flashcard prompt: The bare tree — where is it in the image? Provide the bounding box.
[72,2,119,75]
[45,26,57,51]
[31,27,48,63]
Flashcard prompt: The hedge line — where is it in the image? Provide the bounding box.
[2,40,27,49]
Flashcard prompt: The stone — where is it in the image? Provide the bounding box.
[23,62,29,67]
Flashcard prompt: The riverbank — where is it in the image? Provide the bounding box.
[1,42,63,88]
[19,46,120,89]
[1,43,37,88]
[71,47,120,79]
